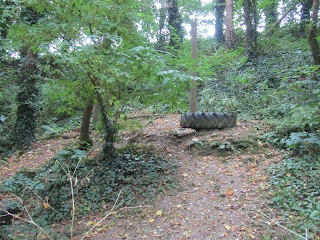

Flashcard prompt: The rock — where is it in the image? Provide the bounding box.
[172,128,196,137]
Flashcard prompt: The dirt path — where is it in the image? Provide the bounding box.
[83,114,285,239]
[0,136,77,183]
[1,114,286,239]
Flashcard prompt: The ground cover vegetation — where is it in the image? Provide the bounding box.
[0,0,319,239]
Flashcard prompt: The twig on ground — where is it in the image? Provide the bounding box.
[0,196,53,240]
[258,209,308,240]
[80,188,152,240]
[80,188,124,240]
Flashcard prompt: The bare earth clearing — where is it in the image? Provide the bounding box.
[1,114,289,239]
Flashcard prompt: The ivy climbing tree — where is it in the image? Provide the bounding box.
[8,3,44,150]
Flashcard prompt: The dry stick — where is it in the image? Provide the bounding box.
[56,161,76,239]
[0,197,53,240]
[26,186,61,217]
[66,166,76,240]
[81,188,124,239]
[258,210,308,240]
[81,190,152,239]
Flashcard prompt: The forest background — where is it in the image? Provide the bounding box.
[0,0,319,239]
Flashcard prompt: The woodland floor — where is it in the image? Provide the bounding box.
[1,114,292,239]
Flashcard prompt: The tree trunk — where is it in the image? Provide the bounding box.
[308,0,320,65]
[300,0,313,36]
[214,0,225,42]
[92,103,99,126]
[155,0,167,51]
[167,0,183,50]
[11,48,38,150]
[264,0,278,32]
[88,77,116,159]
[79,101,94,148]
[189,20,198,113]
[225,0,236,49]
[243,0,258,59]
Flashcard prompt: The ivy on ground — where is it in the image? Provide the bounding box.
[0,145,179,224]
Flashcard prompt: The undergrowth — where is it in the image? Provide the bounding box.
[196,35,320,238]
[0,145,179,237]
[268,154,320,238]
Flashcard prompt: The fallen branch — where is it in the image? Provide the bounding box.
[80,188,123,239]
[80,188,152,239]
[258,209,308,240]
[127,113,167,119]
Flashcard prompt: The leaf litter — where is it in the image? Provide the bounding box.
[0,114,291,239]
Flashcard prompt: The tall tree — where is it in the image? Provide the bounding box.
[9,5,43,149]
[308,0,320,65]
[225,0,236,49]
[243,0,258,58]
[167,0,184,50]
[214,0,226,42]
[12,47,39,149]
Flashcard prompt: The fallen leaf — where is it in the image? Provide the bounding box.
[148,218,155,223]
[43,203,50,209]
[156,210,163,216]
[224,225,231,230]
[226,188,233,197]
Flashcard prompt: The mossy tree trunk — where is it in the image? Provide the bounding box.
[88,76,116,160]
[214,0,225,43]
[300,0,313,36]
[243,0,258,59]
[308,0,320,65]
[167,0,183,50]
[11,48,38,150]
[155,0,167,51]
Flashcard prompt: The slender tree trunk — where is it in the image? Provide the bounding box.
[243,0,258,59]
[308,0,320,65]
[300,0,313,36]
[88,76,115,159]
[225,0,236,49]
[214,0,225,42]
[79,101,94,148]
[12,48,38,149]
[189,20,198,113]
